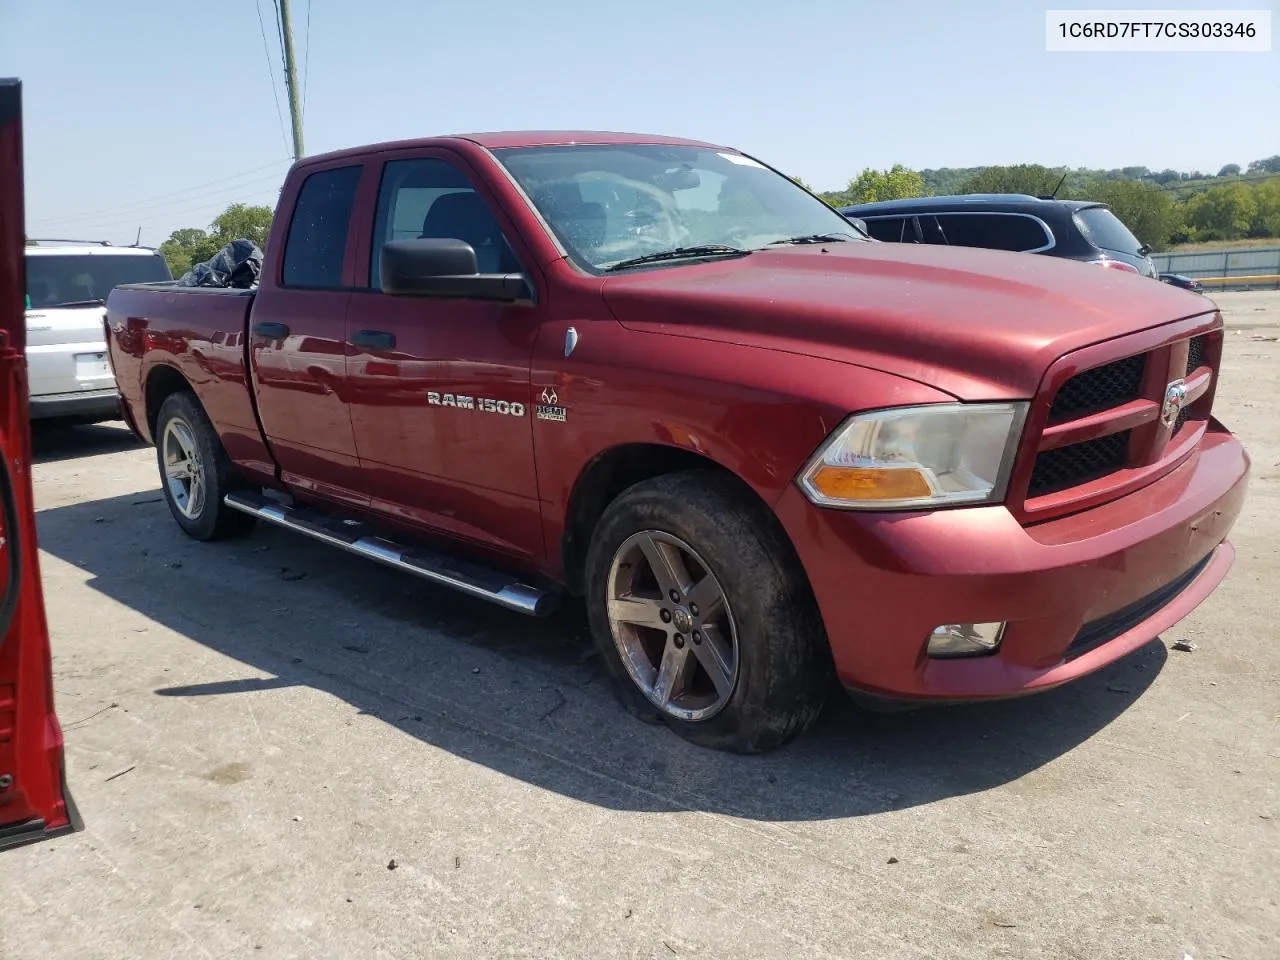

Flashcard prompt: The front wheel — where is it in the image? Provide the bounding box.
[584,470,832,753]
[155,391,255,541]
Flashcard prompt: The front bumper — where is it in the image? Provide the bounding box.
[776,421,1249,701]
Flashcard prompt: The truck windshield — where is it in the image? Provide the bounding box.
[495,144,864,271]
[25,253,172,309]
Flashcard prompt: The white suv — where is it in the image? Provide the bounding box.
[24,242,171,421]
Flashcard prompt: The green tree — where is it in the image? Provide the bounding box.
[1183,183,1258,240]
[159,228,219,278]
[1247,180,1280,238]
[211,203,273,249]
[1247,155,1280,174]
[159,203,274,278]
[960,164,1065,196]
[827,164,926,206]
[1217,163,1241,177]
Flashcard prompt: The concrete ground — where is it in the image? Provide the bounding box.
[1,292,1277,960]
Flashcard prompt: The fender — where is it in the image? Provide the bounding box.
[530,316,954,579]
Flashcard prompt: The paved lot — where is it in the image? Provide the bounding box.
[2,292,1278,960]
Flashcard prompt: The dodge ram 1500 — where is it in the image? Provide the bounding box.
[105,131,1249,753]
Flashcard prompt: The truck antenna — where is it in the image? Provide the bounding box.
[1049,173,1067,199]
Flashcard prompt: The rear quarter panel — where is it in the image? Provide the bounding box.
[106,285,275,483]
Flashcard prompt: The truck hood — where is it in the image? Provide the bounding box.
[601,243,1215,400]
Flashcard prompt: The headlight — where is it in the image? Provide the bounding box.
[798,403,1028,510]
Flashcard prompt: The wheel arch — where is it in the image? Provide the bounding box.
[144,363,197,438]
[559,442,810,599]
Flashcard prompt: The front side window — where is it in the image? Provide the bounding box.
[863,217,911,243]
[369,158,521,289]
[282,165,361,288]
[495,144,863,271]
[25,253,170,308]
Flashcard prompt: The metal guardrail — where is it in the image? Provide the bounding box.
[1195,274,1280,287]
[1152,246,1280,290]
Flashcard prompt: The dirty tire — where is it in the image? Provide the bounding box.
[584,469,832,753]
[155,391,255,541]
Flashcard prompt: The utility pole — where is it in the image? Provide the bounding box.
[278,0,305,159]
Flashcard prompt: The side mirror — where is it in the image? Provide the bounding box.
[380,238,532,303]
[844,216,871,237]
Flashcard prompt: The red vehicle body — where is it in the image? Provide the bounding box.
[0,78,79,850]
[105,131,1247,752]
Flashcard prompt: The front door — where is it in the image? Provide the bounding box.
[344,153,545,560]
[0,78,79,852]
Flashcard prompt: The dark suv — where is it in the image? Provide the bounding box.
[839,194,1158,278]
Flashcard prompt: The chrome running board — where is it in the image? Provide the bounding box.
[224,491,557,617]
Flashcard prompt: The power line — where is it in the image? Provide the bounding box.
[33,185,284,237]
[255,0,290,154]
[47,172,289,228]
[1153,171,1280,193]
[36,161,292,226]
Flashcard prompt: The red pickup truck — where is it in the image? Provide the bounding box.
[105,131,1249,753]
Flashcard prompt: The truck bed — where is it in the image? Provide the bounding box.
[105,282,273,482]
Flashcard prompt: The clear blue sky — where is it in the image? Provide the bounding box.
[3,0,1276,246]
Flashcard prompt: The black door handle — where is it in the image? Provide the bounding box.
[252,321,289,339]
[349,329,396,350]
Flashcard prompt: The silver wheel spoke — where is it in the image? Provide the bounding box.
[652,638,695,706]
[608,595,668,632]
[163,417,206,520]
[694,624,735,700]
[687,573,724,620]
[636,532,692,596]
[606,529,739,723]
[188,476,204,517]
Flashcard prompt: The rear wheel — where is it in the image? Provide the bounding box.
[584,470,831,753]
[155,392,255,541]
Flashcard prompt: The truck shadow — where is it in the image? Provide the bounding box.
[37,489,1167,823]
[32,420,144,464]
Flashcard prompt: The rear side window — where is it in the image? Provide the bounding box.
[369,158,520,289]
[933,213,1051,252]
[282,165,362,288]
[918,216,948,245]
[863,217,911,242]
[25,253,170,308]
[1073,207,1142,255]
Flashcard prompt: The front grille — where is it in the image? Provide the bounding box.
[1186,334,1208,374]
[1049,354,1146,423]
[1028,431,1130,498]
[1064,553,1213,660]
[1023,331,1218,512]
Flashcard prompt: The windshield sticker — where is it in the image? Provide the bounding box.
[718,153,766,169]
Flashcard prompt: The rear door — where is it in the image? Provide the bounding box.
[0,79,80,851]
[248,161,368,507]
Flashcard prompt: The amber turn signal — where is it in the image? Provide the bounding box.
[807,465,932,501]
